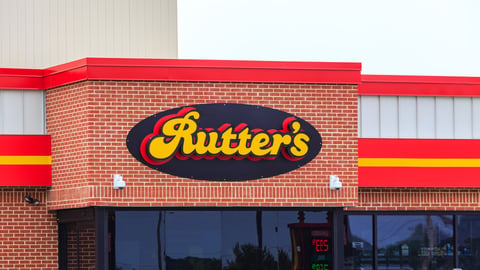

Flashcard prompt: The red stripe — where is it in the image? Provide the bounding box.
[359,167,480,187]
[43,66,88,89]
[0,68,43,89]
[2,58,362,90]
[360,75,480,97]
[86,65,360,84]
[0,135,51,156]
[0,165,51,186]
[359,138,480,158]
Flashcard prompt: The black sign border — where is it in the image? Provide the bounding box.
[126,103,322,181]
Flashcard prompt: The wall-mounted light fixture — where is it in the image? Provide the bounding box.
[329,175,342,190]
[24,195,40,205]
[113,174,126,190]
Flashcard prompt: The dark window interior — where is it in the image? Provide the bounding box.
[457,215,480,269]
[112,210,330,270]
[345,214,461,270]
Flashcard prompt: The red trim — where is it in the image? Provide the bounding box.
[0,68,43,89]
[1,58,362,90]
[0,165,51,186]
[360,75,480,96]
[359,138,480,158]
[359,167,480,187]
[0,135,51,186]
[358,138,480,187]
[0,135,51,156]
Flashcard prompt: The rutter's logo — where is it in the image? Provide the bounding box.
[127,104,322,181]
[141,107,310,165]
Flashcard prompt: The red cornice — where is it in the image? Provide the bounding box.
[5,59,480,96]
[360,74,480,96]
[1,58,362,90]
[0,68,44,89]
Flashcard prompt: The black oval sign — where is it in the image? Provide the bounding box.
[126,103,322,181]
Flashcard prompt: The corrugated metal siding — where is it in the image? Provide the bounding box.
[0,90,45,134]
[0,0,177,68]
[359,96,480,139]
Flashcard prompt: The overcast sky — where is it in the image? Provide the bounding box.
[178,0,480,76]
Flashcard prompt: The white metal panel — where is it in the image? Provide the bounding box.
[25,0,35,65]
[360,96,380,138]
[113,0,131,56]
[0,0,178,68]
[49,0,60,65]
[33,0,47,67]
[454,97,473,139]
[359,95,480,139]
[435,97,454,138]
[103,0,116,57]
[0,90,45,134]
[23,91,45,134]
[416,97,436,138]
[17,0,28,67]
[144,0,154,56]
[379,96,398,138]
[473,98,480,139]
[56,0,67,62]
[0,91,24,134]
[0,1,8,65]
[398,96,417,138]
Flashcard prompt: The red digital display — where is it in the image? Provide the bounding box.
[289,224,333,270]
[312,238,329,253]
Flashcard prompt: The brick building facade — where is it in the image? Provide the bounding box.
[1,58,480,269]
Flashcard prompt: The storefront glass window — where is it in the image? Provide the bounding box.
[115,211,161,270]
[221,211,258,268]
[457,215,480,269]
[262,211,298,270]
[344,215,373,270]
[377,215,454,270]
[113,210,331,270]
[165,211,222,270]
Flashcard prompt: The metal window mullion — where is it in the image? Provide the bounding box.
[373,214,378,270]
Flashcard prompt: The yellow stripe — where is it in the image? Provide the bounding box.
[359,158,480,168]
[0,156,52,165]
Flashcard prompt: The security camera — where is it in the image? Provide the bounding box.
[113,174,126,190]
[329,175,342,190]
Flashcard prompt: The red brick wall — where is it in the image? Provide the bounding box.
[46,82,91,209]
[350,188,480,211]
[46,81,358,209]
[0,188,58,269]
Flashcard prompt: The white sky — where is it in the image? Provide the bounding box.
[178,0,480,76]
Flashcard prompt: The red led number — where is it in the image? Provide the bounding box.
[312,239,329,252]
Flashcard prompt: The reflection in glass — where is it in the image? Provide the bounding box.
[344,215,373,270]
[377,215,453,270]
[263,211,297,270]
[221,211,257,268]
[457,215,480,269]
[115,211,161,270]
[165,211,221,270]
[113,210,330,270]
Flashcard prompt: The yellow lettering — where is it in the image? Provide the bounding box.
[148,111,199,160]
[145,109,311,162]
[250,132,271,156]
[182,130,221,156]
[289,133,310,157]
[219,127,239,155]
[236,129,252,156]
[268,133,292,156]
